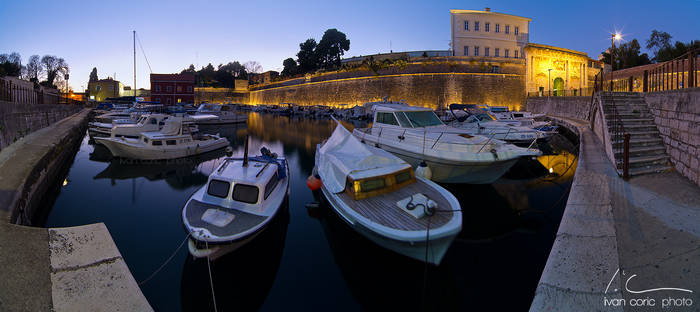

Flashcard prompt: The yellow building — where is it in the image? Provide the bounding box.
[450,8,530,59]
[525,44,603,96]
[87,78,124,101]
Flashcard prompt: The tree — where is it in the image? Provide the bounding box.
[216,61,247,87]
[89,67,98,82]
[656,40,700,62]
[181,64,196,74]
[0,52,23,77]
[281,58,298,76]
[646,30,672,62]
[600,39,651,70]
[40,55,68,87]
[297,38,318,74]
[243,61,262,74]
[315,28,350,70]
[197,63,216,86]
[25,55,42,82]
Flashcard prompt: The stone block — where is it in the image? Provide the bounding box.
[49,223,121,271]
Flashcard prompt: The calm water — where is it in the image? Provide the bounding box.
[44,112,578,311]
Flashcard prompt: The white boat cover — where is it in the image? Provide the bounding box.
[160,118,182,135]
[318,124,409,193]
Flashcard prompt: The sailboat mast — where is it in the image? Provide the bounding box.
[133,30,136,99]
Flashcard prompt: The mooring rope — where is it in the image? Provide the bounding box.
[138,233,190,286]
[205,241,219,312]
[421,215,433,311]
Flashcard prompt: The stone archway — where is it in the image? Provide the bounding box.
[553,77,565,96]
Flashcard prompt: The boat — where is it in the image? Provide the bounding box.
[352,101,541,184]
[182,142,290,259]
[194,103,248,124]
[90,113,172,141]
[477,104,556,132]
[316,122,462,264]
[447,104,550,145]
[94,117,229,160]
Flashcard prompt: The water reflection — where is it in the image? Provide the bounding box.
[180,203,290,312]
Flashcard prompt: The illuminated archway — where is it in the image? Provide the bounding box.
[553,77,564,96]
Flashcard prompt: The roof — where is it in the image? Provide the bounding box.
[525,43,588,57]
[450,9,532,22]
[210,159,277,187]
[150,73,195,82]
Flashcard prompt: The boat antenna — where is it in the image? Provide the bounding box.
[133,30,136,99]
[243,135,249,167]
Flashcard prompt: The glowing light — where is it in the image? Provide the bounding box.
[613,33,622,41]
[62,179,68,187]
[549,167,554,174]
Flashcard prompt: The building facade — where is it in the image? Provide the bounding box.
[87,78,124,102]
[525,44,603,95]
[150,73,195,105]
[450,8,530,59]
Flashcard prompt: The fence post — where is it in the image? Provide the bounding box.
[643,70,648,92]
[690,52,696,88]
[628,76,633,92]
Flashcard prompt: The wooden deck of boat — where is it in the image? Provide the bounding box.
[337,180,455,231]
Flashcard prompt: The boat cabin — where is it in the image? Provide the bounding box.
[203,159,283,207]
[448,104,498,123]
[371,104,444,129]
[345,164,415,200]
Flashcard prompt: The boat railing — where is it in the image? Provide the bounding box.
[366,126,510,153]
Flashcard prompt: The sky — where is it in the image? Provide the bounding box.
[1,0,698,92]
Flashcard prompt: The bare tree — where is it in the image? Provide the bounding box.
[243,61,263,74]
[25,55,43,82]
[40,55,68,87]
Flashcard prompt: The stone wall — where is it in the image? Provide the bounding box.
[645,88,700,186]
[0,101,81,150]
[525,96,592,121]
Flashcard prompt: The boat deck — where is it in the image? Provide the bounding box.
[337,180,455,231]
[185,199,266,239]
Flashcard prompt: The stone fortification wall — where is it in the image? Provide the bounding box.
[0,101,81,150]
[249,58,527,110]
[645,88,700,186]
[525,96,593,121]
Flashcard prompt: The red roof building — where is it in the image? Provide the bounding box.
[150,73,194,105]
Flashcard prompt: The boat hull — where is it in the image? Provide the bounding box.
[321,183,457,265]
[95,137,229,160]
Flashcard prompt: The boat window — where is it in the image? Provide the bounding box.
[475,113,496,121]
[166,140,177,145]
[403,111,443,127]
[264,172,279,200]
[395,170,412,184]
[207,179,230,198]
[360,178,385,192]
[152,140,163,146]
[232,184,259,204]
[149,118,157,125]
[394,112,413,128]
[375,112,398,126]
[513,113,524,118]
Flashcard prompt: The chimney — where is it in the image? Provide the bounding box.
[485,7,491,12]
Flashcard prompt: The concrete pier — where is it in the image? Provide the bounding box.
[530,117,699,311]
[0,108,152,311]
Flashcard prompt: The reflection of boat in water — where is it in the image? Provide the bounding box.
[310,201,461,311]
[180,202,289,312]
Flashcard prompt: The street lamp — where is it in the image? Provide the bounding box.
[548,68,553,96]
[610,33,622,90]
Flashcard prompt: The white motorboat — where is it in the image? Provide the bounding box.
[94,117,229,160]
[90,113,171,141]
[352,102,541,184]
[316,123,462,265]
[477,104,556,131]
[195,103,248,124]
[447,104,549,145]
[182,144,289,259]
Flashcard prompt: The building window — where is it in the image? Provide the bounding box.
[156,85,161,92]
[515,27,519,36]
[474,21,479,31]
[177,98,182,103]
[485,23,490,32]
[176,86,182,93]
[495,24,500,33]
[96,86,101,92]
[485,47,490,57]
[166,86,172,92]
[492,66,500,73]
[464,21,469,31]
[505,49,510,58]
[514,50,519,58]
[463,46,469,56]
[474,46,479,56]
[495,48,500,57]
[505,25,510,34]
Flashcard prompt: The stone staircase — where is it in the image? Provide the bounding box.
[601,92,672,176]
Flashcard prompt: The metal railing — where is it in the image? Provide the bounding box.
[646,48,698,92]
[594,71,630,179]
[527,88,595,97]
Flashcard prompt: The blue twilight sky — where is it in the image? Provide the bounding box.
[1,0,698,92]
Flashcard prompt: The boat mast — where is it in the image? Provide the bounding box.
[133,30,136,100]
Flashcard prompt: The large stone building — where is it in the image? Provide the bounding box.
[525,44,603,96]
[87,78,124,102]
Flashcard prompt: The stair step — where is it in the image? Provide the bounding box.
[606,118,655,125]
[614,145,666,156]
[612,137,663,146]
[611,131,661,138]
[617,154,669,165]
[628,165,674,176]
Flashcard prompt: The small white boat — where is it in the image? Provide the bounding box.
[195,103,248,124]
[353,102,541,184]
[478,104,555,131]
[90,113,171,142]
[447,104,548,145]
[316,123,462,264]
[182,144,289,259]
[94,117,229,160]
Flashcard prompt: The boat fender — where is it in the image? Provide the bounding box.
[490,149,499,160]
[424,199,437,216]
[225,146,233,156]
[415,161,432,180]
[307,174,322,191]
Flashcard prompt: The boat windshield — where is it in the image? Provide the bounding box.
[402,111,443,127]
[198,104,219,112]
[475,113,496,121]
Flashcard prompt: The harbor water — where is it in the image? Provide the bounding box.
[43,112,578,311]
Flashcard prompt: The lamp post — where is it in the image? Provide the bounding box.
[548,68,552,96]
[610,33,621,91]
